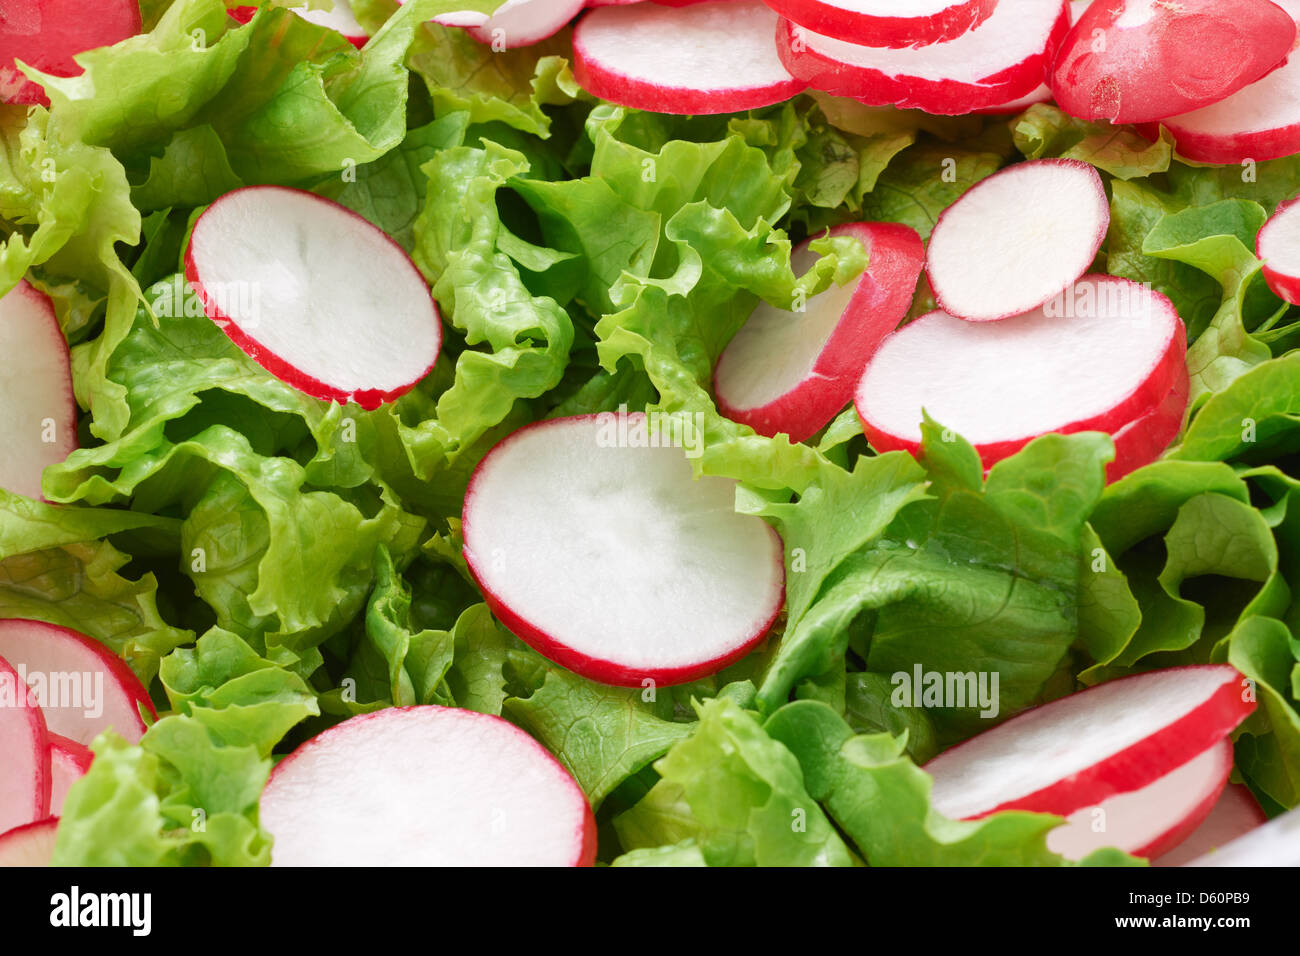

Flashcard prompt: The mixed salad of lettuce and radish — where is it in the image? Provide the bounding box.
[1,0,1300,867]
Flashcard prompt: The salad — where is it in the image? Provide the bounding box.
[0,0,1298,868]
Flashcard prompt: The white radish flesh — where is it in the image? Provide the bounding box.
[48,734,92,817]
[0,619,153,746]
[1046,738,1232,861]
[925,666,1254,820]
[1155,782,1267,866]
[1184,803,1300,866]
[462,413,785,686]
[1257,197,1300,306]
[573,1,805,115]
[430,0,585,47]
[777,0,1071,114]
[230,2,368,46]
[261,707,596,866]
[185,187,441,410]
[0,281,77,501]
[854,276,1186,470]
[714,222,924,443]
[0,818,58,867]
[760,0,997,49]
[0,654,49,833]
[926,160,1109,323]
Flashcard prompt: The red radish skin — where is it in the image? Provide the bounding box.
[855,276,1187,472]
[759,0,997,49]
[925,666,1255,821]
[776,0,1072,114]
[926,159,1109,323]
[261,707,597,866]
[1257,197,1300,306]
[1046,738,1232,861]
[0,280,78,501]
[573,1,805,115]
[0,654,50,833]
[0,0,140,106]
[47,733,91,817]
[973,0,1092,114]
[0,817,58,867]
[0,619,154,746]
[1051,0,1297,125]
[229,3,369,47]
[184,186,442,410]
[1155,782,1267,866]
[714,222,924,443]
[462,414,786,687]
[1107,363,1188,483]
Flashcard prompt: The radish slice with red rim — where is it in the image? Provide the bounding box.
[0,654,49,833]
[0,281,77,501]
[261,707,597,866]
[0,818,58,867]
[1046,738,1232,861]
[925,665,1254,821]
[1155,782,1267,866]
[854,276,1187,471]
[926,159,1109,323]
[573,1,806,115]
[462,413,785,686]
[430,0,586,46]
[0,0,140,105]
[1107,365,1188,482]
[1257,196,1300,306]
[973,0,1092,113]
[0,619,154,746]
[776,0,1071,114]
[229,2,369,47]
[48,734,92,817]
[1051,0,1296,125]
[760,0,997,48]
[714,222,924,443]
[184,186,441,410]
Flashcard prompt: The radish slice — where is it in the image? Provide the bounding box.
[1155,783,1267,867]
[229,2,369,47]
[974,0,1092,114]
[854,276,1187,470]
[1184,803,1300,866]
[573,1,806,115]
[0,818,57,867]
[462,413,785,686]
[184,187,441,410]
[261,707,597,866]
[760,0,997,49]
[1051,0,1296,124]
[926,159,1109,323]
[714,222,924,443]
[48,734,92,817]
[776,0,1072,114]
[0,281,77,501]
[1107,364,1188,482]
[1257,197,1300,306]
[0,654,49,834]
[1046,738,1232,861]
[429,0,585,47]
[925,666,1254,821]
[0,619,153,746]
[0,0,140,105]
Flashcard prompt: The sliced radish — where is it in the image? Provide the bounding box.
[0,818,57,867]
[0,619,153,746]
[48,734,91,817]
[1257,197,1300,306]
[261,706,596,866]
[572,1,805,115]
[0,654,49,834]
[184,186,441,410]
[926,159,1108,323]
[1155,783,1267,867]
[1184,803,1300,866]
[974,0,1092,114]
[1051,0,1296,124]
[1046,738,1232,861]
[462,413,785,686]
[714,222,924,443]
[1107,363,1188,482]
[925,666,1254,821]
[854,276,1186,470]
[0,281,77,502]
[760,0,996,49]
[428,0,585,47]
[229,2,369,47]
[776,0,1072,114]
[0,0,140,105]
